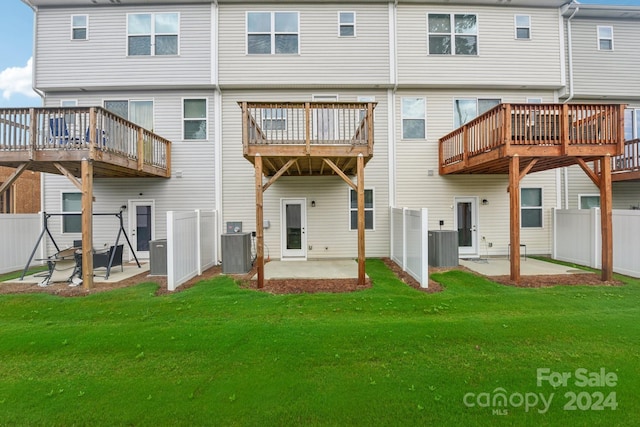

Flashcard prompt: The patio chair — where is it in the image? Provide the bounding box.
[93,244,124,278]
[37,247,82,287]
[49,117,71,145]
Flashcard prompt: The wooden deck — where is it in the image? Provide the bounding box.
[439,103,625,175]
[0,107,171,178]
[610,138,640,182]
[240,101,375,176]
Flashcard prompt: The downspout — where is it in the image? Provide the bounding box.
[388,0,398,209]
[213,0,224,263]
[563,1,579,209]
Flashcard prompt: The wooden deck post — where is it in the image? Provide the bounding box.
[255,154,264,289]
[599,155,613,281]
[357,154,365,286]
[81,158,94,289]
[509,155,521,283]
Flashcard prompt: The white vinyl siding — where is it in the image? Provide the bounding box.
[427,13,478,55]
[401,97,426,139]
[71,15,88,40]
[349,189,374,230]
[127,13,179,56]
[397,5,562,87]
[219,5,389,87]
[569,21,638,98]
[35,5,210,91]
[521,188,543,228]
[515,14,530,40]
[183,99,207,140]
[597,26,613,51]
[338,12,356,37]
[246,12,299,55]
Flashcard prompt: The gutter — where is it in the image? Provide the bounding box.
[21,0,46,102]
[563,1,579,209]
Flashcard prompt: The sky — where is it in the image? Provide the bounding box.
[1,0,640,108]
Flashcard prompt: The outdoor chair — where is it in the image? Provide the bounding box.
[49,117,71,145]
[93,244,124,278]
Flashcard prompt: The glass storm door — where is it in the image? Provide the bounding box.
[281,199,307,259]
[128,200,154,259]
[455,197,478,257]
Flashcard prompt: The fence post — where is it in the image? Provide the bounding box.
[167,211,175,291]
[196,209,202,275]
[402,207,408,271]
[420,208,429,289]
[551,207,556,259]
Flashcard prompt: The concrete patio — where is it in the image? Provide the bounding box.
[459,257,585,277]
[255,259,366,280]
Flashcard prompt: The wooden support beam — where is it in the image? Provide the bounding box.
[53,162,82,191]
[509,155,521,283]
[255,154,265,289]
[0,163,29,196]
[576,158,601,187]
[357,154,365,287]
[599,155,613,281]
[263,158,297,192]
[323,158,357,190]
[81,158,94,290]
[519,158,538,181]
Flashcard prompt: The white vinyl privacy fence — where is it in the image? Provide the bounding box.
[553,208,640,278]
[166,210,218,291]
[390,207,429,288]
[0,214,43,274]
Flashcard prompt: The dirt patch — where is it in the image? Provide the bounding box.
[488,273,624,288]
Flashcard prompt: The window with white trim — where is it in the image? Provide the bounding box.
[247,12,299,54]
[515,15,531,40]
[453,98,500,128]
[402,97,426,139]
[62,192,82,233]
[338,12,356,37]
[527,98,543,104]
[349,188,374,230]
[624,108,640,141]
[521,188,542,228]
[183,99,207,140]
[428,13,477,55]
[127,13,179,56]
[71,15,88,40]
[104,100,154,130]
[579,194,600,209]
[597,26,613,51]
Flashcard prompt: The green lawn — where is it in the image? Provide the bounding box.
[0,259,638,426]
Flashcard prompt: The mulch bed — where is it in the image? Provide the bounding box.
[0,258,624,298]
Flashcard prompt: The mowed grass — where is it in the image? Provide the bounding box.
[0,259,638,426]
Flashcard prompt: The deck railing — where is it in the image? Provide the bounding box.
[240,101,375,154]
[440,103,625,169]
[0,107,171,171]
[611,138,640,173]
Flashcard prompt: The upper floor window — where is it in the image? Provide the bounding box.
[127,13,179,56]
[597,26,613,51]
[453,98,500,128]
[247,12,299,54]
[183,99,207,140]
[104,99,154,130]
[521,188,542,228]
[515,15,530,40]
[428,13,477,55]
[402,97,426,139]
[71,15,88,40]
[338,12,356,37]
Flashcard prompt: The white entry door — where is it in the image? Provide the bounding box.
[128,200,155,259]
[454,197,479,257]
[281,198,307,259]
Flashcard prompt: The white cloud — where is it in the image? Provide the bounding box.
[0,57,39,100]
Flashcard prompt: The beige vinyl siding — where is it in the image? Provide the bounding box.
[41,91,216,259]
[569,18,640,99]
[394,89,559,256]
[397,5,563,88]
[221,90,389,260]
[35,4,212,91]
[218,4,390,88]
